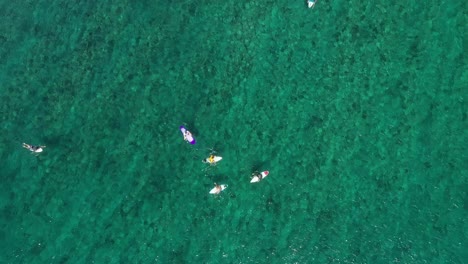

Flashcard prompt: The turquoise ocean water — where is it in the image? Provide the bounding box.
[1,0,467,263]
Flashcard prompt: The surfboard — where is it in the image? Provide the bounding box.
[180,125,196,144]
[209,184,227,194]
[250,171,269,183]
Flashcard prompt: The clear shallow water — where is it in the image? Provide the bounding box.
[1,0,467,263]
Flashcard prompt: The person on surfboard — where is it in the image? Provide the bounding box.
[203,155,215,164]
[210,183,227,194]
[202,155,222,165]
[180,126,196,144]
[183,130,192,142]
[252,171,263,181]
[213,183,222,193]
[22,143,46,154]
[251,171,270,183]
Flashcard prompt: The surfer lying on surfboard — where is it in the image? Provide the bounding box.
[209,183,227,194]
[251,171,269,183]
[180,125,196,144]
[22,143,46,154]
[202,155,222,165]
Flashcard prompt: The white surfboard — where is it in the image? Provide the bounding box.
[209,184,227,194]
[250,171,269,183]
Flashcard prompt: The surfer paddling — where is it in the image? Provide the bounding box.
[180,125,196,144]
[183,130,192,141]
[202,154,222,165]
[22,143,46,154]
[252,171,263,181]
[251,171,270,183]
[209,183,227,194]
